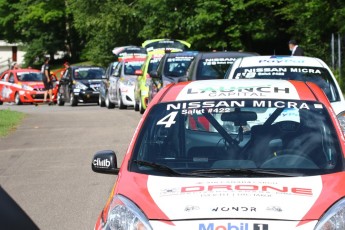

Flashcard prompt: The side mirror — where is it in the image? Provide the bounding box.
[91,150,119,174]
[149,70,159,79]
[134,69,143,76]
[337,110,345,135]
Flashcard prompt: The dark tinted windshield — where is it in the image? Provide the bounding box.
[131,100,342,177]
[163,56,195,77]
[232,66,340,102]
[196,57,237,80]
[17,72,43,82]
[73,67,104,80]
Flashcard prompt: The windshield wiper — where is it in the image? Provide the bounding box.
[133,160,185,176]
[189,168,301,177]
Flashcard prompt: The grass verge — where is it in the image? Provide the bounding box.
[0,109,26,137]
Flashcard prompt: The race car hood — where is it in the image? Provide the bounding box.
[117,172,345,222]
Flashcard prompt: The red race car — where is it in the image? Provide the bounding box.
[0,68,58,105]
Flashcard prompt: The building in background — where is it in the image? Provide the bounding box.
[0,40,26,73]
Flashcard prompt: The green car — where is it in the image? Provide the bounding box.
[134,50,165,114]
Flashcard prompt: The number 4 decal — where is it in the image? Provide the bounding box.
[157,111,178,128]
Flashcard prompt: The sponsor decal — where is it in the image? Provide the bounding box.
[236,67,322,79]
[199,222,269,230]
[259,58,305,64]
[203,58,237,65]
[212,206,256,212]
[185,205,200,212]
[181,184,313,196]
[93,158,111,168]
[167,57,194,62]
[1,86,12,99]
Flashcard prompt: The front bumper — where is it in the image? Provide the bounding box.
[73,89,99,103]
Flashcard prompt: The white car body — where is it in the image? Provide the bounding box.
[225,55,345,116]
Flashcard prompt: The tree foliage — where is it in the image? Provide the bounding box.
[0,0,345,68]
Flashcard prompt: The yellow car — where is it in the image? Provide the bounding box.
[134,50,165,114]
[142,39,191,54]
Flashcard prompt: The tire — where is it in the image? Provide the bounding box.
[14,92,22,105]
[117,91,127,110]
[99,93,105,107]
[57,93,65,106]
[134,96,139,111]
[0,100,3,105]
[139,98,145,114]
[70,92,78,106]
[105,92,115,109]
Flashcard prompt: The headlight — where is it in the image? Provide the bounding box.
[315,198,345,230]
[21,84,33,90]
[105,195,152,230]
[337,111,345,135]
[75,82,88,90]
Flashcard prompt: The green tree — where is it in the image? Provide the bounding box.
[68,0,143,66]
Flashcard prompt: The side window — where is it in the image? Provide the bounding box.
[114,63,122,77]
[1,73,9,82]
[8,74,15,83]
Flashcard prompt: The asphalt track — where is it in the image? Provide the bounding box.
[0,103,142,229]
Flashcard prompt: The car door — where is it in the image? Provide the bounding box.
[0,71,11,103]
[109,62,121,101]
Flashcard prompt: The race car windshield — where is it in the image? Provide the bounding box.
[131,99,343,177]
[196,58,237,80]
[17,72,43,82]
[163,56,194,77]
[73,68,104,80]
[124,61,144,75]
[232,66,340,102]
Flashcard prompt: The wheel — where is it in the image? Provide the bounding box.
[99,93,105,107]
[70,92,78,106]
[105,92,115,109]
[14,92,22,105]
[117,91,127,110]
[57,93,65,106]
[139,98,145,114]
[134,96,139,111]
[0,100,3,105]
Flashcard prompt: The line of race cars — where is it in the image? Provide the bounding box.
[2,38,345,229]
[91,41,345,229]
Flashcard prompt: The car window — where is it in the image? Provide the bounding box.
[196,57,236,80]
[73,67,104,80]
[232,66,340,102]
[131,99,342,176]
[163,56,195,77]
[17,72,43,82]
[124,61,144,75]
[8,73,15,83]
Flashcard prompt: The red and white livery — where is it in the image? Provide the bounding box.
[92,79,345,230]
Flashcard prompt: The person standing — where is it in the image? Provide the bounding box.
[41,57,53,104]
[288,39,304,56]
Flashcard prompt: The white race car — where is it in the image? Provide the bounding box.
[225,55,345,129]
